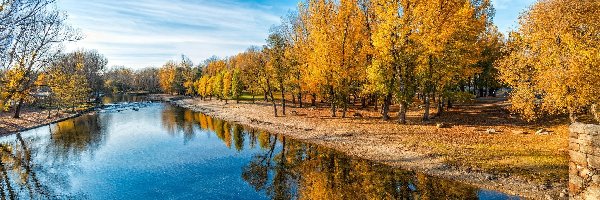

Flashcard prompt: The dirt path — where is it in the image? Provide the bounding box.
[173,98,569,199]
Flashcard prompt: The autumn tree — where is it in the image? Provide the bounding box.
[0,0,80,118]
[412,0,492,120]
[104,67,134,93]
[212,72,224,100]
[498,0,600,123]
[222,70,232,104]
[266,30,289,116]
[46,54,92,112]
[231,69,243,103]
[132,67,161,93]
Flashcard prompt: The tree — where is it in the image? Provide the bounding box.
[0,0,80,118]
[46,55,91,112]
[222,70,232,104]
[132,67,161,93]
[266,31,289,116]
[104,67,134,93]
[231,69,244,103]
[498,0,600,123]
[212,72,224,100]
[411,0,492,120]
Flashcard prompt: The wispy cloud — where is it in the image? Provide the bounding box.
[58,0,296,68]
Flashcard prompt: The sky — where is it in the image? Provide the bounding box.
[58,0,537,69]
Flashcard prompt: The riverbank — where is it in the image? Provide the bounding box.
[172,97,569,199]
[0,107,85,135]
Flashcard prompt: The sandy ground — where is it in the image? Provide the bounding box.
[0,108,78,135]
[173,97,569,199]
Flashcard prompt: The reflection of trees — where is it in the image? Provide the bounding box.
[240,133,480,200]
[162,106,251,150]
[48,114,108,161]
[162,106,482,199]
[0,133,78,199]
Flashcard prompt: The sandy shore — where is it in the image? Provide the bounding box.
[172,97,568,199]
[0,108,85,135]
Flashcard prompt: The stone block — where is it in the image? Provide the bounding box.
[570,131,580,138]
[581,145,596,154]
[570,142,581,151]
[588,154,600,169]
[570,173,584,186]
[571,162,579,174]
[580,134,594,143]
[582,185,600,200]
[592,175,600,184]
[571,150,588,166]
[580,168,592,179]
[571,123,600,135]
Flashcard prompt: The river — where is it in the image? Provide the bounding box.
[0,101,520,199]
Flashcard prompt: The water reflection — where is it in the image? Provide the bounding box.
[49,114,109,161]
[0,104,518,199]
[0,133,79,199]
[161,105,516,200]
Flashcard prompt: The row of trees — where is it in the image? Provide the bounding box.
[160,0,501,122]
[161,0,597,124]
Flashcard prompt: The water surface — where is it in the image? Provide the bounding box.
[0,103,519,199]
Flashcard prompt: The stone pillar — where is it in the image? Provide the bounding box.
[569,123,600,199]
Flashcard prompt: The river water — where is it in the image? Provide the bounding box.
[0,101,520,199]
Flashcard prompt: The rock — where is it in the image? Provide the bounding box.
[583,185,600,199]
[353,112,363,118]
[593,175,600,184]
[570,150,588,166]
[587,154,600,169]
[436,123,451,129]
[580,168,592,179]
[485,174,497,180]
[486,129,497,134]
[559,191,567,198]
[536,128,550,135]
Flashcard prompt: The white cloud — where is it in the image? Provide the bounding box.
[58,0,292,68]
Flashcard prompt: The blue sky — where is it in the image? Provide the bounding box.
[58,0,536,69]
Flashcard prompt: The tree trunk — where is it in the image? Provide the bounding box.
[292,93,296,106]
[398,101,407,124]
[382,93,392,120]
[13,98,23,119]
[342,96,348,118]
[252,94,255,104]
[298,93,303,108]
[311,94,316,107]
[330,87,336,117]
[437,96,444,116]
[280,85,286,116]
[423,93,430,121]
[361,97,367,108]
[447,99,453,109]
[267,79,277,117]
[374,97,378,112]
